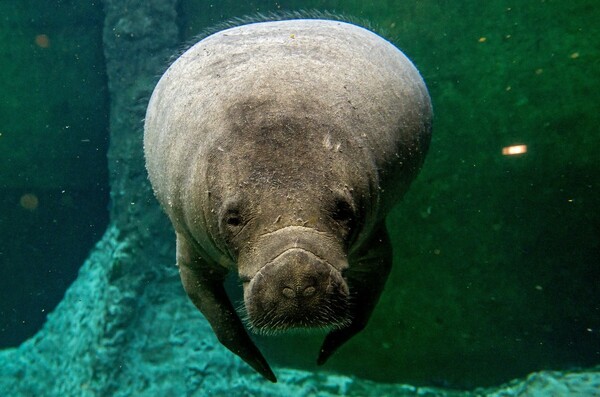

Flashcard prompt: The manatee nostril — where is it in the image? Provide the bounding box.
[303,286,316,297]
[281,284,318,299]
[282,287,295,298]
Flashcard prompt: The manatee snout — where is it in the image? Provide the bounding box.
[244,248,350,333]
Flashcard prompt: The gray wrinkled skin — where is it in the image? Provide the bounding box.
[144,19,432,382]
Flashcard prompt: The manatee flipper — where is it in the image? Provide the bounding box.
[317,225,393,365]
[176,233,277,382]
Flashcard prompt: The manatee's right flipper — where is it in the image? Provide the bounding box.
[176,232,277,382]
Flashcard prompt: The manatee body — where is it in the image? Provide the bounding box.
[144,19,432,382]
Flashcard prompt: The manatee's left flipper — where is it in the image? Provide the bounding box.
[176,233,277,382]
[317,225,393,365]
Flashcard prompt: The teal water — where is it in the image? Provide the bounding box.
[0,0,598,391]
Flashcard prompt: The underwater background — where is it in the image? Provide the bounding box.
[0,0,598,395]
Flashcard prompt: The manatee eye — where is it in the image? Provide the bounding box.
[220,199,246,237]
[224,210,242,228]
[331,197,356,226]
[329,195,360,245]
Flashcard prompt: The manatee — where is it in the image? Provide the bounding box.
[144,18,432,382]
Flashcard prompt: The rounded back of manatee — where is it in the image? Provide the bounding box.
[144,18,432,381]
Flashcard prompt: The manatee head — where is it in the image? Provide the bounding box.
[202,97,377,334]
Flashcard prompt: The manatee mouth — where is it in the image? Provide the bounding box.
[243,248,350,335]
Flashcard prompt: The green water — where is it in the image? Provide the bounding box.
[1,0,598,389]
[0,2,109,347]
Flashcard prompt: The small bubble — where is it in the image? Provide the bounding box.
[35,34,50,48]
[20,193,39,211]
